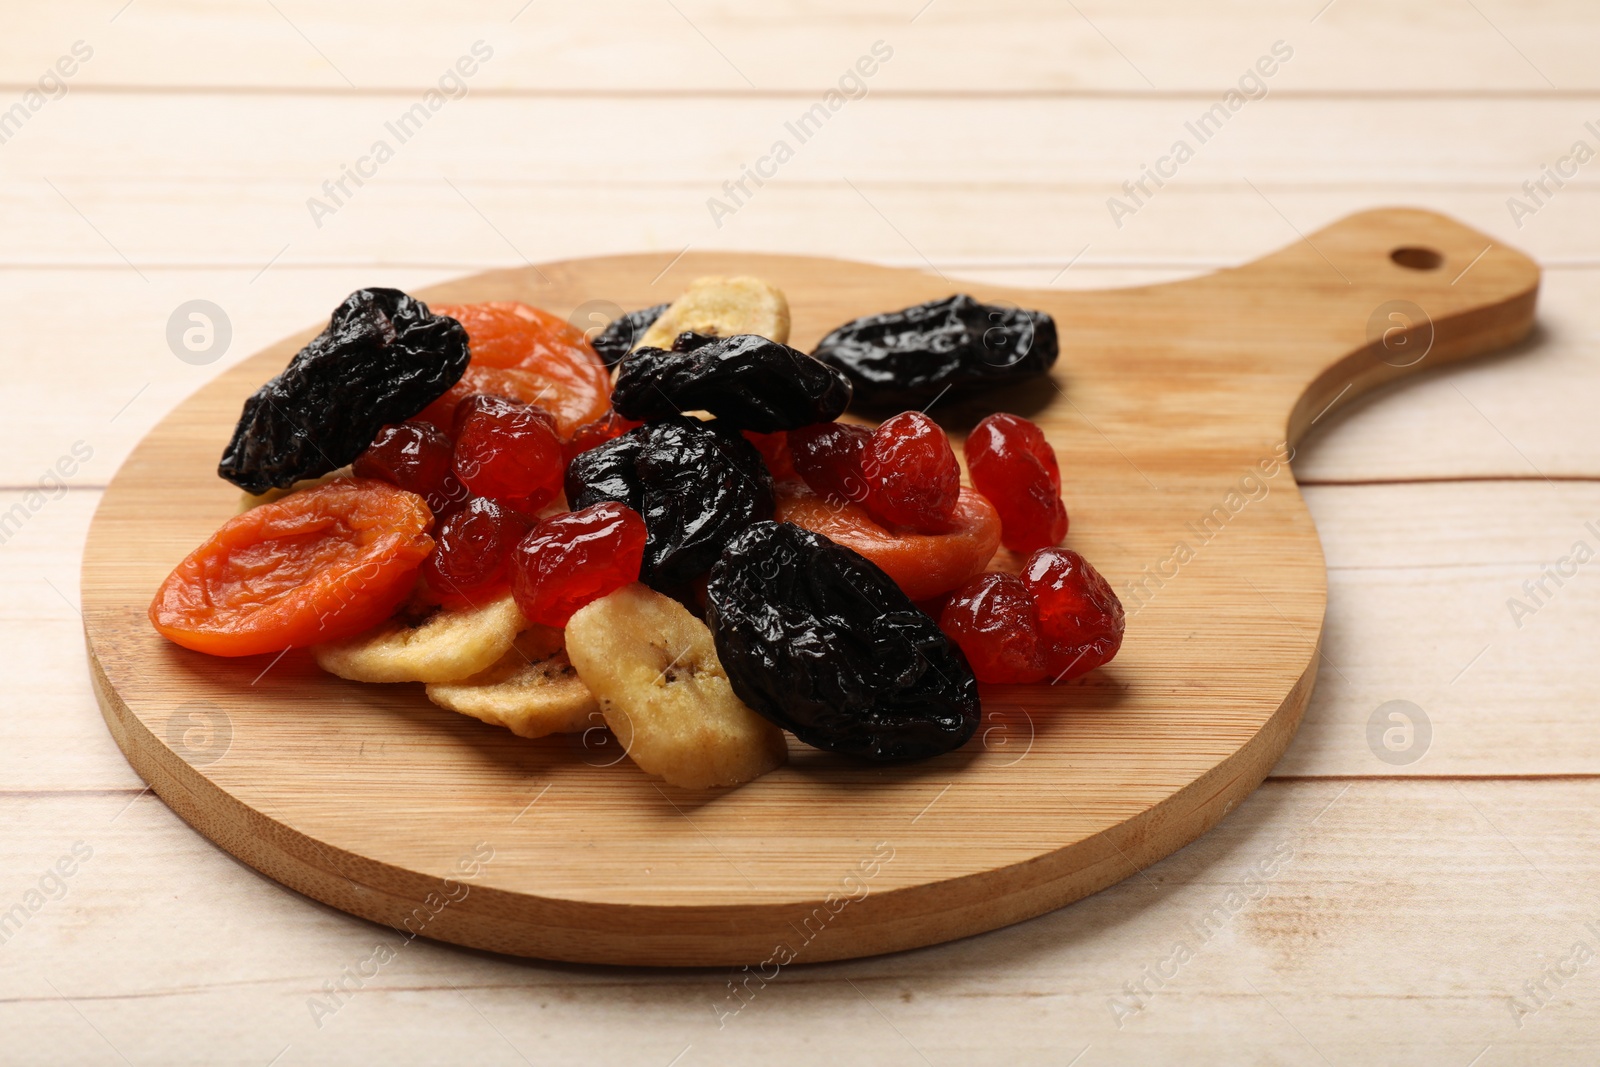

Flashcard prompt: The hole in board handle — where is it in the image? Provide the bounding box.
[1390,247,1443,271]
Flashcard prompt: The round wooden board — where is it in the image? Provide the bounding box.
[83,209,1538,967]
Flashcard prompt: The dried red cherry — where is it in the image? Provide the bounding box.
[964,413,1068,553]
[861,411,960,531]
[420,496,530,607]
[564,409,643,466]
[452,395,564,509]
[1022,547,1124,681]
[788,421,871,505]
[937,572,1048,684]
[352,422,468,514]
[512,502,647,627]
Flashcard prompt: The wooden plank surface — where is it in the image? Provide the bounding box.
[2,0,1597,1060]
[3,0,1597,92]
[4,780,1599,1065]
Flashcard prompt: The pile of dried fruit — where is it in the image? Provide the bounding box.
[149,275,1124,789]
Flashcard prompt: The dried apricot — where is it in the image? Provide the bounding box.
[432,302,611,437]
[149,479,434,657]
[773,481,1000,601]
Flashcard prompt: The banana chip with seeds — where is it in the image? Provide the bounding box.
[426,626,598,739]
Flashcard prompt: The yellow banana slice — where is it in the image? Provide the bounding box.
[426,626,598,739]
[564,583,788,789]
[635,275,790,351]
[312,594,526,684]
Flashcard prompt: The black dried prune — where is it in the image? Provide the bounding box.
[811,293,1058,409]
[218,288,469,494]
[589,303,669,367]
[708,521,980,762]
[611,334,853,432]
[671,331,716,353]
[565,416,774,597]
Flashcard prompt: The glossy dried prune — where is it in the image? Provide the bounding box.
[564,416,774,597]
[612,334,853,433]
[220,289,469,493]
[707,521,980,762]
[811,294,1058,409]
[671,331,716,352]
[589,303,668,366]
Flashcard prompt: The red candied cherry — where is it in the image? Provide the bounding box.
[789,421,872,504]
[861,411,960,531]
[353,422,469,515]
[512,501,647,627]
[452,394,564,509]
[964,413,1068,553]
[564,409,642,466]
[1021,547,1124,681]
[938,572,1049,684]
[420,496,531,608]
[742,429,797,482]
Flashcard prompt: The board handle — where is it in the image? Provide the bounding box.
[1228,207,1540,444]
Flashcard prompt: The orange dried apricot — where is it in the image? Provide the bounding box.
[149,478,434,657]
[431,302,610,437]
[773,481,1000,601]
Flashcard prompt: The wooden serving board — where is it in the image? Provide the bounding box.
[82,209,1538,967]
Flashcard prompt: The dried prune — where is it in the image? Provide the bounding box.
[707,521,980,762]
[220,289,469,493]
[589,303,668,366]
[671,331,716,352]
[811,294,1058,409]
[564,416,774,597]
[611,334,852,432]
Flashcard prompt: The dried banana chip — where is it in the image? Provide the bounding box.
[426,626,597,739]
[564,583,787,789]
[312,594,526,684]
[635,276,790,351]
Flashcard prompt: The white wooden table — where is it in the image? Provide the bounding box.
[3,3,1598,1063]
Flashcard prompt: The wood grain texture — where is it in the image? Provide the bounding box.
[78,209,1537,965]
[6,778,1600,1067]
[6,0,1595,91]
